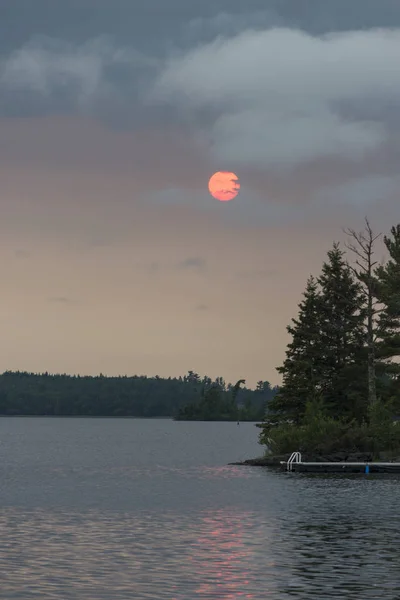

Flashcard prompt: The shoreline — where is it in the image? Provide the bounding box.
[229,451,400,467]
[0,415,173,419]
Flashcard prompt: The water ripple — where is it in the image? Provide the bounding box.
[0,502,399,599]
[0,418,399,598]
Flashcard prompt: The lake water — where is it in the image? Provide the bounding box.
[0,418,399,599]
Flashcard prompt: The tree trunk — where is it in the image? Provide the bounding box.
[367,261,377,406]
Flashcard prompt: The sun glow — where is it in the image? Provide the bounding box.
[208,171,240,201]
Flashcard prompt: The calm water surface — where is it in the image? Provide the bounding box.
[0,418,399,599]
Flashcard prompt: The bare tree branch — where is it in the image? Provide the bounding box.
[343,216,382,406]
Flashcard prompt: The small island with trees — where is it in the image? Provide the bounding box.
[174,379,276,421]
[242,219,400,466]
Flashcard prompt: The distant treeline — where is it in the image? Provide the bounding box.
[0,370,278,418]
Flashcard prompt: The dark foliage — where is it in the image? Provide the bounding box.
[260,226,400,456]
[0,370,277,418]
[175,379,277,421]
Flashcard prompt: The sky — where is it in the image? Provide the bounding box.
[1,0,400,387]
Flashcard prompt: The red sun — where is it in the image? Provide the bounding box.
[208,171,240,201]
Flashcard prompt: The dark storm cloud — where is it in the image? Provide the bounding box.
[2,0,400,121]
[2,0,400,54]
[0,34,157,119]
[2,0,400,196]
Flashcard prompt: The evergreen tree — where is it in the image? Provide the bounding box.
[266,244,367,427]
[317,243,367,420]
[254,380,276,414]
[374,224,400,407]
[266,275,324,425]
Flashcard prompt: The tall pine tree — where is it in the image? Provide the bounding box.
[317,243,367,421]
[266,275,324,424]
[267,244,367,427]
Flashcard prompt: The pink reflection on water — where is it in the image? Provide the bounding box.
[192,511,257,598]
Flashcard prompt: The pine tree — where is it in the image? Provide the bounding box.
[265,244,369,429]
[374,224,400,406]
[266,275,324,425]
[317,242,367,420]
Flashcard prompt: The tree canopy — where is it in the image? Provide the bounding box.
[0,370,277,418]
[175,379,277,421]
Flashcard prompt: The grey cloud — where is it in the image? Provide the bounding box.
[145,188,201,207]
[144,177,399,227]
[185,10,282,42]
[0,35,157,115]
[195,304,209,311]
[151,27,400,168]
[2,1,400,54]
[210,108,384,169]
[2,4,400,133]
[146,185,316,226]
[48,296,73,304]
[1,3,400,215]
[317,175,400,208]
[265,0,400,34]
[178,257,206,270]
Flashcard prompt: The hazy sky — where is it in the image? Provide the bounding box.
[1,0,400,387]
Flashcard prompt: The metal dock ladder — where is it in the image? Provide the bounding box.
[287,451,302,471]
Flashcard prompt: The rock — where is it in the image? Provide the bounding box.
[378,451,400,462]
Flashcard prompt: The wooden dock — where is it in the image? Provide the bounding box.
[282,452,400,473]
